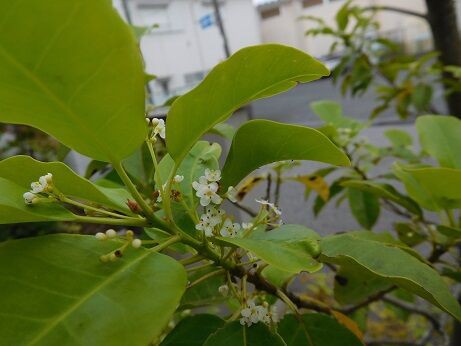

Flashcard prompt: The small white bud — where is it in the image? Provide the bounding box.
[23,192,36,204]
[131,239,142,248]
[95,232,107,240]
[105,229,117,239]
[218,284,229,297]
[173,175,184,183]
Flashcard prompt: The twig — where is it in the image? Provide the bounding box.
[363,5,428,21]
[232,202,257,217]
[382,296,441,332]
[341,286,397,314]
[265,173,272,201]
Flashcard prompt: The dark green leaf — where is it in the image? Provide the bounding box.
[162,315,225,346]
[347,188,380,229]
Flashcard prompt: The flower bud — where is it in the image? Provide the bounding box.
[95,232,107,240]
[218,284,229,297]
[132,239,142,248]
[105,229,117,239]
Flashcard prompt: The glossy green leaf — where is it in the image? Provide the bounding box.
[216,225,322,274]
[204,321,285,346]
[221,120,349,189]
[342,180,421,216]
[0,0,146,161]
[209,123,237,140]
[180,267,225,310]
[0,177,76,224]
[437,225,461,239]
[384,129,413,147]
[0,156,132,214]
[166,44,329,161]
[0,234,187,345]
[347,188,380,229]
[320,233,461,321]
[416,115,461,168]
[261,266,295,288]
[278,313,362,346]
[394,164,461,211]
[161,315,225,346]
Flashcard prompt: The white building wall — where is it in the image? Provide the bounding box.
[114,0,261,103]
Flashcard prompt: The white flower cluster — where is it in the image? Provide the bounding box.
[146,117,166,141]
[240,299,278,327]
[23,173,53,204]
[192,169,223,207]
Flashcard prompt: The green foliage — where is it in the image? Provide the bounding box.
[0,0,146,162]
[0,234,186,345]
[321,233,461,320]
[0,1,460,344]
[166,44,329,161]
[221,120,350,189]
[278,313,362,346]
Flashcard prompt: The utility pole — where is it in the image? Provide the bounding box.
[211,0,231,58]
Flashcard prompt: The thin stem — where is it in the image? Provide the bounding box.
[445,209,456,227]
[188,269,225,288]
[276,289,299,314]
[150,235,181,253]
[112,160,166,228]
[180,255,205,266]
[232,202,257,217]
[186,261,215,273]
[74,215,148,227]
[61,196,131,219]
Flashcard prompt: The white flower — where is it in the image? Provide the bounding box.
[30,173,53,193]
[195,216,214,237]
[23,192,37,204]
[219,219,241,238]
[240,299,268,327]
[242,222,253,231]
[132,239,142,248]
[226,186,238,203]
[173,175,184,183]
[151,118,166,139]
[192,177,222,206]
[255,199,282,216]
[205,168,221,182]
[205,206,225,226]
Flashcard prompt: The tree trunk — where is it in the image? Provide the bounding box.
[425,0,461,117]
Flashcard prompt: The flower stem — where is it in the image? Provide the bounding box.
[112,160,167,229]
[188,269,225,288]
[60,196,131,219]
[150,235,182,253]
[74,215,148,227]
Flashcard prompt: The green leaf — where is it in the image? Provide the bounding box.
[261,266,295,288]
[335,263,392,305]
[221,120,349,189]
[342,180,421,216]
[204,321,285,346]
[0,0,146,161]
[161,315,225,346]
[310,100,364,132]
[180,267,225,310]
[216,225,322,274]
[437,225,461,239]
[384,129,413,147]
[0,177,76,224]
[394,164,461,211]
[347,188,380,229]
[209,123,237,140]
[0,234,187,345]
[411,84,432,112]
[0,155,132,214]
[320,233,461,321]
[166,44,329,161]
[336,2,350,31]
[278,313,362,346]
[416,115,461,168]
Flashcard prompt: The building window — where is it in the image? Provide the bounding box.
[260,7,280,20]
[302,0,323,8]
